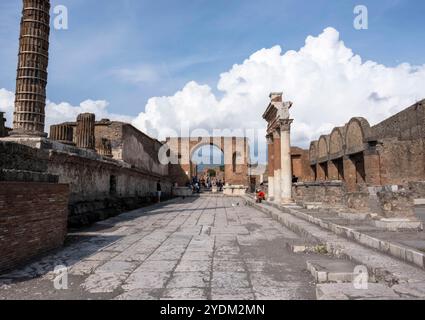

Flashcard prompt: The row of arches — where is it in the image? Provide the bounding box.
[309,118,378,191]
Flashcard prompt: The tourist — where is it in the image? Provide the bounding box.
[256,189,266,203]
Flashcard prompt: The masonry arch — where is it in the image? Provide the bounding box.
[166,136,250,187]
[329,127,345,159]
[345,117,371,155]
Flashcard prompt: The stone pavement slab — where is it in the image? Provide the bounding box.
[0,195,374,300]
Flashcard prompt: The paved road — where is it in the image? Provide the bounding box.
[0,195,330,300]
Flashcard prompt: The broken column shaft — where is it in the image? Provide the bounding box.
[76,113,95,150]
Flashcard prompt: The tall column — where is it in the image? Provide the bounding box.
[267,134,275,200]
[50,124,74,145]
[273,130,281,203]
[12,0,50,137]
[76,113,95,150]
[280,119,293,203]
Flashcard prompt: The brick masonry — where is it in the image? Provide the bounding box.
[0,182,69,273]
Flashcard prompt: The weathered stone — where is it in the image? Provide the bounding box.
[76,113,96,150]
[11,0,50,137]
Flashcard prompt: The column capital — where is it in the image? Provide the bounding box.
[266,134,274,144]
[278,119,294,132]
[272,130,281,139]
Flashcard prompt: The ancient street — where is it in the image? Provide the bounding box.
[0,195,338,300]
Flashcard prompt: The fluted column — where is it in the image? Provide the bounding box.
[280,119,294,203]
[266,134,274,200]
[12,0,50,137]
[273,130,281,203]
[97,138,113,158]
[50,124,74,145]
[76,113,95,150]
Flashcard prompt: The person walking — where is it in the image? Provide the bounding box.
[157,180,162,203]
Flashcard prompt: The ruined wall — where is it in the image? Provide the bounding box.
[372,100,425,141]
[377,138,425,185]
[0,181,69,273]
[0,141,172,227]
[292,181,346,205]
[121,124,166,176]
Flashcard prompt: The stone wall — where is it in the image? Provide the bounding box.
[372,100,425,141]
[0,181,69,273]
[0,141,172,227]
[292,181,346,205]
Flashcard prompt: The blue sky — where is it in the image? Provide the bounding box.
[1,0,424,119]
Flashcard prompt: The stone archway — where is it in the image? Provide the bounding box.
[165,136,250,187]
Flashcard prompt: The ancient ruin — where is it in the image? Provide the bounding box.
[166,136,250,191]
[263,93,294,203]
[12,0,50,137]
[2,0,425,302]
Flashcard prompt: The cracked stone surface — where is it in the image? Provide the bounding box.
[0,196,351,300]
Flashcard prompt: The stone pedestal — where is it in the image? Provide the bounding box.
[76,113,95,150]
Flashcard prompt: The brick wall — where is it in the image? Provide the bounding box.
[0,182,69,273]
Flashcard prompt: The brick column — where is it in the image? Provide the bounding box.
[49,124,74,145]
[364,149,381,186]
[328,160,339,180]
[343,156,357,192]
[273,130,281,203]
[76,113,95,150]
[317,162,326,181]
[267,134,274,200]
[11,0,50,137]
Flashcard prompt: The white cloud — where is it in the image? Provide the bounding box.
[2,27,425,165]
[132,27,425,153]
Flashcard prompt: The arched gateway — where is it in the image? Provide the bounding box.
[165,136,250,187]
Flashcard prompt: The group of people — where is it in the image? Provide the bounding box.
[186,176,225,193]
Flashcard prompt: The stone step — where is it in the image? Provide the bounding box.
[316,283,401,300]
[285,242,328,254]
[306,259,363,283]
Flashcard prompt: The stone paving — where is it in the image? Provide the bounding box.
[0,195,340,300]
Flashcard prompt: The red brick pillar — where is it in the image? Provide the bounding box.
[344,156,357,192]
[317,163,326,181]
[364,149,381,186]
[273,131,281,202]
[328,160,338,180]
